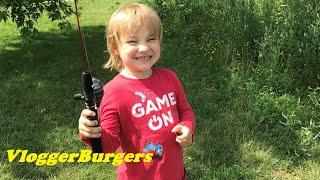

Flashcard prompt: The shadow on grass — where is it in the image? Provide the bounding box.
[0,25,114,179]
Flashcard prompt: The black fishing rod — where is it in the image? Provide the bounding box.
[73,0,103,153]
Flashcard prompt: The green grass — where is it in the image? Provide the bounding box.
[0,0,134,179]
[1,0,320,179]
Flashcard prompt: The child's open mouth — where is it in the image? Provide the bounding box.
[135,56,152,61]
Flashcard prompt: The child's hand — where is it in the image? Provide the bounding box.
[171,124,193,149]
[78,109,101,138]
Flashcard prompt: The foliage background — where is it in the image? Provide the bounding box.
[0,0,73,35]
[0,0,319,179]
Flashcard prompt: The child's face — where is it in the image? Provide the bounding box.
[117,24,160,77]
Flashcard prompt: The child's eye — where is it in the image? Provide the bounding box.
[148,38,155,41]
[126,40,137,44]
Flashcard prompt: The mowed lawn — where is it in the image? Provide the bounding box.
[1,0,320,179]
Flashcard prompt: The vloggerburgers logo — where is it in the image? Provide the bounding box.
[5,149,153,166]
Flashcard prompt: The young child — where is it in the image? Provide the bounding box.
[78,3,195,180]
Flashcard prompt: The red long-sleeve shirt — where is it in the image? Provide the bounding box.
[81,68,195,180]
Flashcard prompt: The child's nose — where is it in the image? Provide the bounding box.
[138,43,149,52]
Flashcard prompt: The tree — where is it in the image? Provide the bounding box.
[0,0,73,35]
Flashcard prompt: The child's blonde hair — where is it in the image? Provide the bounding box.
[105,3,163,71]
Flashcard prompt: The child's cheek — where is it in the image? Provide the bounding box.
[127,46,138,56]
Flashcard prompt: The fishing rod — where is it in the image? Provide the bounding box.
[73,0,103,153]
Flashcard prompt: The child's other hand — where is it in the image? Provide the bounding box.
[78,109,101,138]
[171,124,193,149]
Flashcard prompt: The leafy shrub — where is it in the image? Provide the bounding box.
[146,0,263,66]
[146,0,320,164]
[0,0,73,35]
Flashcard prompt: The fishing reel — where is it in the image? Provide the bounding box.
[74,77,104,108]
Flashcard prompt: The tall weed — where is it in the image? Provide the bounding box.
[257,0,320,88]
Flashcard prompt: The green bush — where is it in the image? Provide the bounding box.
[147,0,319,88]
[145,0,320,165]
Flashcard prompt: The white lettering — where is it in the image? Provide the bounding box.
[168,92,176,105]
[155,94,170,110]
[146,100,159,115]
[162,111,173,126]
[148,115,163,131]
[131,92,177,118]
[132,103,145,118]
[148,111,174,131]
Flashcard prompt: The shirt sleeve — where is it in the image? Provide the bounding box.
[99,86,121,153]
[79,86,121,153]
[172,72,196,137]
